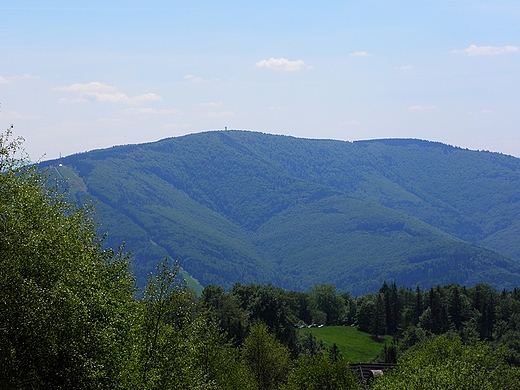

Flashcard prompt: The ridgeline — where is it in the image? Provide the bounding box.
[42,131,520,294]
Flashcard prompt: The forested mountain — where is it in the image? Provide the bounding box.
[42,131,520,294]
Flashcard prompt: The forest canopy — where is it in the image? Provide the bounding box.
[3,129,520,390]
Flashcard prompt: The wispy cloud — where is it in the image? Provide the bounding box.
[199,101,222,108]
[53,82,116,92]
[342,120,360,126]
[0,74,39,84]
[0,110,39,119]
[93,92,161,104]
[451,45,519,56]
[396,65,413,70]
[53,82,162,104]
[349,51,372,57]
[255,57,307,71]
[57,97,88,104]
[184,74,206,83]
[120,108,182,115]
[409,105,438,111]
[204,111,235,119]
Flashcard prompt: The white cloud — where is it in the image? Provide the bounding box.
[396,65,413,70]
[120,107,182,115]
[255,57,306,71]
[53,82,116,92]
[349,51,372,57]
[204,111,235,119]
[0,74,39,84]
[0,110,39,119]
[451,45,519,56]
[183,74,206,83]
[482,109,492,114]
[90,92,162,104]
[408,105,438,111]
[342,120,360,126]
[53,82,161,105]
[199,101,222,108]
[57,97,89,104]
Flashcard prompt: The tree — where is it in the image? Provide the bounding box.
[470,283,496,340]
[283,353,360,390]
[371,335,520,390]
[308,284,345,326]
[232,283,297,347]
[380,281,400,335]
[356,294,376,333]
[242,322,291,390]
[129,259,197,389]
[372,293,387,337]
[199,285,248,345]
[295,332,325,358]
[0,128,135,389]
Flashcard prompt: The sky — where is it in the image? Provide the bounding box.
[1,0,519,160]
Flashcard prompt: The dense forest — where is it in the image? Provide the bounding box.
[42,130,520,294]
[3,129,520,389]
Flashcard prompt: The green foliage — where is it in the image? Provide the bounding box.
[199,285,248,345]
[372,335,520,390]
[121,259,255,390]
[298,326,390,363]
[46,130,520,294]
[242,322,291,390]
[0,128,136,389]
[295,332,325,358]
[282,353,360,390]
[307,284,345,325]
[231,283,298,347]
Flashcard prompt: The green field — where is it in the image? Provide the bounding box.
[180,268,204,297]
[299,326,390,363]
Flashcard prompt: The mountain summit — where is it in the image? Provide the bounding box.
[43,131,520,294]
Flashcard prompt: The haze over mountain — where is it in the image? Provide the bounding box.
[43,131,520,295]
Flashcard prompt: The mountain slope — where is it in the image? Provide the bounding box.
[43,131,520,294]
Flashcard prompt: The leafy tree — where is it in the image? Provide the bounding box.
[128,259,196,389]
[282,353,360,390]
[371,335,520,390]
[242,322,291,390]
[356,294,376,333]
[295,332,325,358]
[0,128,135,389]
[199,285,248,345]
[232,283,297,347]
[308,284,346,326]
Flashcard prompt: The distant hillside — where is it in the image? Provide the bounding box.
[42,131,520,295]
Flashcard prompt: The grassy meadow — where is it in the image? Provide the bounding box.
[299,326,390,362]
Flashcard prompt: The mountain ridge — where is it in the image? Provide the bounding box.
[42,130,520,294]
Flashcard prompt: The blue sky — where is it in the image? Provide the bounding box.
[1,1,519,159]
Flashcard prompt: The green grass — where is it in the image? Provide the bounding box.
[299,326,390,363]
[56,166,87,193]
[180,268,204,297]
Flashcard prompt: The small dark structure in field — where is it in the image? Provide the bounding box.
[350,363,396,387]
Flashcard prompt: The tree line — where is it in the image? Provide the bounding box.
[2,128,520,389]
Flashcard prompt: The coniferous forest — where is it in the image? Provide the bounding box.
[3,129,520,389]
